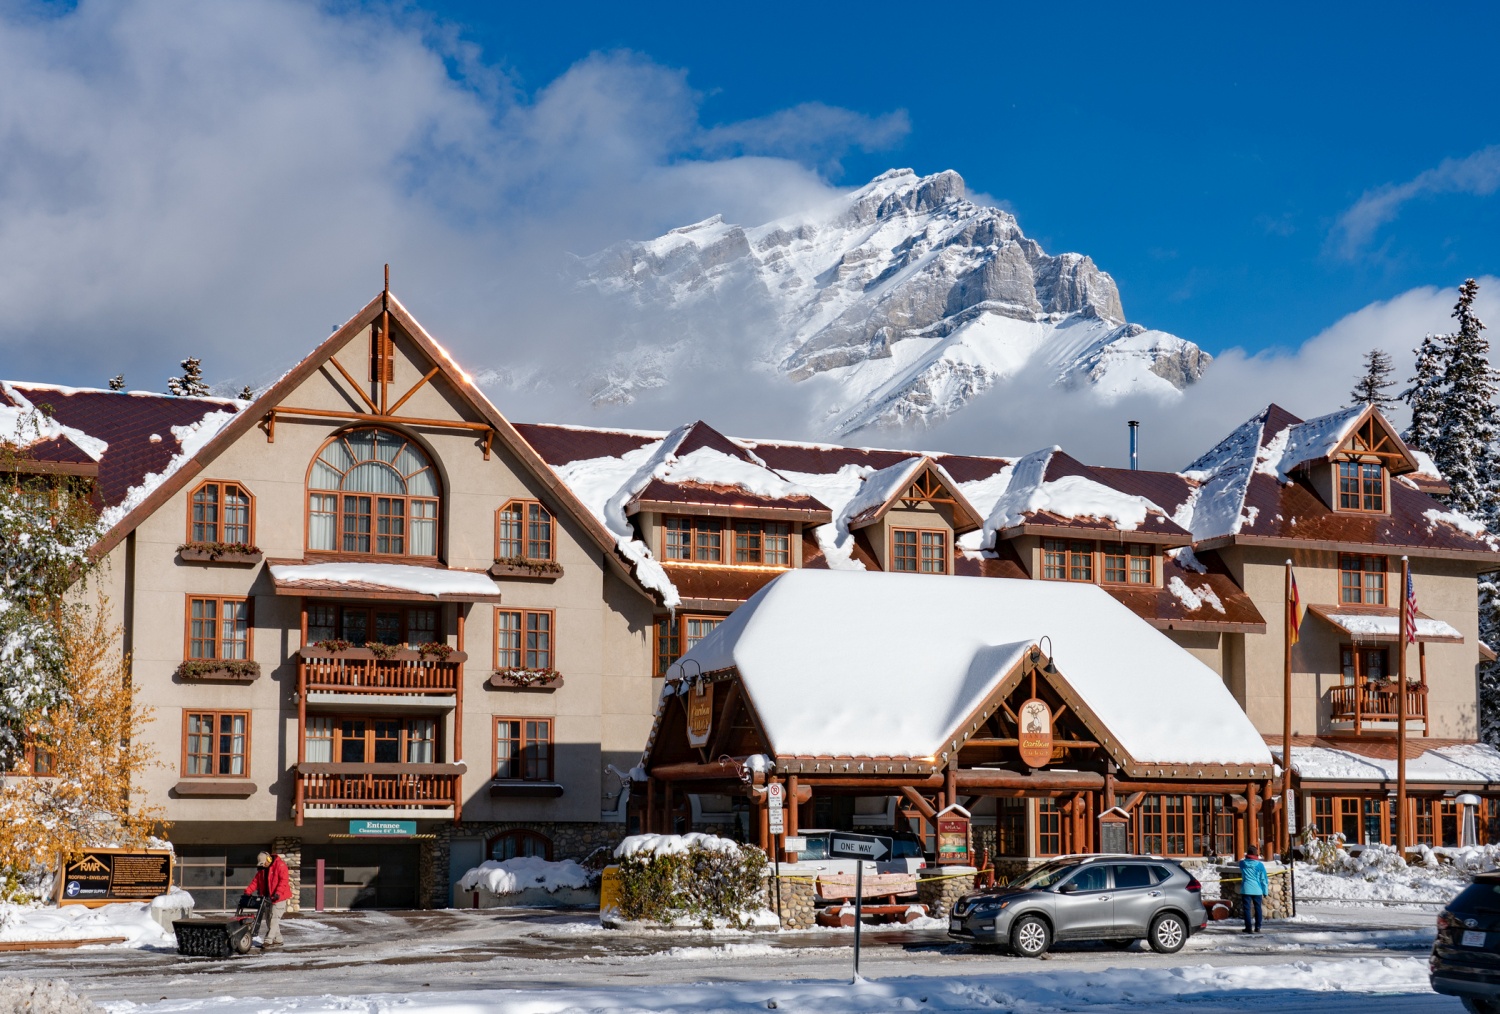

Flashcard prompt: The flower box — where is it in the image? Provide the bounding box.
[489,669,565,692]
[174,660,262,683]
[489,558,564,581]
[177,543,263,565]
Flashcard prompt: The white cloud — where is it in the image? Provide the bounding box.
[1330,145,1500,258]
[0,1,899,392]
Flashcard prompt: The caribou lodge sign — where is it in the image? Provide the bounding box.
[1017,698,1053,768]
[687,681,714,748]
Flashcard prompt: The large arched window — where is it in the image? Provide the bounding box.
[487,829,553,862]
[307,429,439,557]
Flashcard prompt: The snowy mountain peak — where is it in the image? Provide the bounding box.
[581,168,1210,435]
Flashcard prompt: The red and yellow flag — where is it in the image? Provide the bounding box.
[1288,568,1303,646]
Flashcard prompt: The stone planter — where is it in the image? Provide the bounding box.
[1215,861,1293,920]
[918,866,977,919]
[766,875,816,929]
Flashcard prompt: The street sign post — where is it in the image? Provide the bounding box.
[826,832,892,980]
[767,783,786,921]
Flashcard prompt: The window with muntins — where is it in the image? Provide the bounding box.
[662,516,722,562]
[1102,543,1153,584]
[190,481,253,545]
[890,528,948,574]
[653,614,723,675]
[1339,554,1387,604]
[1340,644,1390,684]
[187,596,250,660]
[495,609,553,670]
[316,716,437,763]
[495,718,552,780]
[1338,460,1386,512]
[734,520,791,566]
[307,603,440,648]
[1043,539,1097,582]
[497,500,554,561]
[184,711,248,776]
[307,429,439,557]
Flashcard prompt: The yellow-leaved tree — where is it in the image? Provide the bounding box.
[0,601,164,899]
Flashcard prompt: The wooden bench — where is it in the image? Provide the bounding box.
[815,903,928,927]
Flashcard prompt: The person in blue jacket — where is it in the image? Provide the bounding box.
[1238,845,1269,933]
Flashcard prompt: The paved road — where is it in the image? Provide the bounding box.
[0,903,1461,1012]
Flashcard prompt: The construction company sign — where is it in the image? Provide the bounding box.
[57,849,173,907]
[1017,698,1053,768]
[687,680,714,748]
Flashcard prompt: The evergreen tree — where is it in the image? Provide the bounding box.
[1350,349,1398,408]
[238,385,253,401]
[166,357,209,397]
[1481,578,1500,748]
[1433,279,1499,524]
[1404,331,1448,452]
[107,375,125,392]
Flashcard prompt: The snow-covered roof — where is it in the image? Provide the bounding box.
[670,570,1273,770]
[1278,742,1500,785]
[268,562,503,601]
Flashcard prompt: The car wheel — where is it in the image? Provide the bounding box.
[1010,915,1051,958]
[1462,998,1500,1014]
[1148,912,1187,954]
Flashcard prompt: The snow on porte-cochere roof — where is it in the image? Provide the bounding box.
[664,570,1274,769]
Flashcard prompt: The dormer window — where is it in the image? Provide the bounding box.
[892,528,948,574]
[1337,460,1385,512]
[660,516,794,568]
[307,428,439,558]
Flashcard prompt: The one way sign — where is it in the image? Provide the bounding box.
[827,831,891,861]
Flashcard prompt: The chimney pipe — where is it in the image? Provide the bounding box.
[1128,420,1140,471]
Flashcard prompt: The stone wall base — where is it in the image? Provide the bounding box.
[766,876,816,929]
[272,836,302,914]
[1216,862,1293,920]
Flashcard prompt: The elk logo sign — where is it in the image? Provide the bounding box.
[1017,698,1053,768]
[687,680,714,748]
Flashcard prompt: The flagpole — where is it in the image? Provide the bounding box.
[1283,559,1294,858]
[1397,556,1410,856]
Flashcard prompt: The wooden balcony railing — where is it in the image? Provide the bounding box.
[294,763,462,824]
[1327,682,1428,735]
[298,649,465,696]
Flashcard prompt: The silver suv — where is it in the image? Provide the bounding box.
[948,854,1208,957]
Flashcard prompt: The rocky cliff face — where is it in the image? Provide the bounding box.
[582,168,1210,435]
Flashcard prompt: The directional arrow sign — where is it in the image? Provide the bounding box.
[827,831,891,861]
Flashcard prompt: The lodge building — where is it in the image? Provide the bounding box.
[5,286,1500,909]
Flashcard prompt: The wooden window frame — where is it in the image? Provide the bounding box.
[4,733,55,777]
[889,527,949,575]
[304,428,441,560]
[1339,554,1387,605]
[306,603,441,648]
[314,714,442,764]
[187,479,256,546]
[1336,459,1388,514]
[181,710,251,779]
[661,515,725,564]
[653,613,723,676]
[494,608,555,671]
[1101,543,1155,586]
[733,519,792,567]
[492,716,553,781]
[1339,643,1391,685]
[1042,538,1099,583]
[184,595,253,661]
[495,499,555,562]
[486,828,554,861]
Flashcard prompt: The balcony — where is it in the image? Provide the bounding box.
[1327,682,1428,735]
[298,647,465,698]
[295,763,463,823]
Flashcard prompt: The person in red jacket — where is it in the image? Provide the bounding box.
[247,851,292,948]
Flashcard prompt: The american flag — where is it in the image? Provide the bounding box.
[1405,571,1419,644]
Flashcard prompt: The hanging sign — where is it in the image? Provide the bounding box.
[687,681,714,748]
[1017,698,1054,768]
[56,849,173,907]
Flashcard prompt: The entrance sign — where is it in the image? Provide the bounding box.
[1017,698,1053,768]
[828,831,891,861]
[935,804,972,865]
[350,819,417,836]
[57,849,173,907]
[687,681,714,748]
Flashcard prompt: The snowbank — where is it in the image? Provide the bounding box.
[457,857,592,895]
[0,901,173,947]
[92,956,1433,1013]
[149,886,195,911]
[613,833,744,858]
[0,978,99,1014]
[1292,841,1500,905]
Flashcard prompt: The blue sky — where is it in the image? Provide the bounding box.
[429,0,1500,354]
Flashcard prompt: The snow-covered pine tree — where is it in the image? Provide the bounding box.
[1433,279,1499,524]
[1350,349,1398,408]
[166,357,210,397]
[107,375,125,391]
[1404,331,1448,452]
[238,385,252,400]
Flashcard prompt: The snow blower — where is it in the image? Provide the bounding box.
[172,894,270,958]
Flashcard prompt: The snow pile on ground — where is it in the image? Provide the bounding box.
[0,977,100,1014]
[1294,842,1470,905]
[613,833,744,858]
[93,956,1431,1012]
[149,887,194,911]
[457,857,593,895]
[0,901,172,947]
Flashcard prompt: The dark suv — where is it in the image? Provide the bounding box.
[1431,872,1500,1011]
[948,854,1207,957]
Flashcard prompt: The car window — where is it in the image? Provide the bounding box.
[798,837,828,860]
[1066,866,1110,893]
[1112,864,1153,890]
[1148,865,1175,885]
[891,839,923,859]
[1453,883,1500,912]
[1012,861,1078,890]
